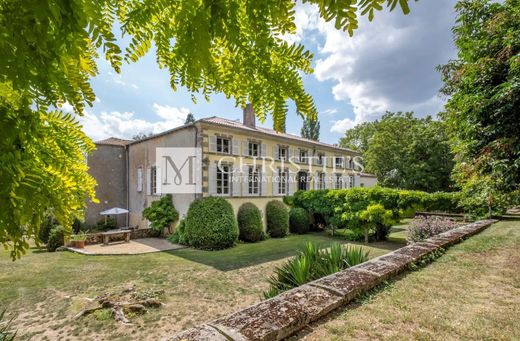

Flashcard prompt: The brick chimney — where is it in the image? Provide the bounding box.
[243,103,255,128]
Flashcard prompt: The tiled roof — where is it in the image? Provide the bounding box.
[200,116,360,154]
[95,137,132,146]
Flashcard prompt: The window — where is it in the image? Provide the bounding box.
[317,172,326,190]
[248,142,259,157]
[150,166,157,195]
[216,137,230,154]
[278,168,287,195]
[316,153,325,165]
[216,165,230,194]
[248,166,260,195]
[298,171,308,191]
[137,167,143,192]
[278,146,287,161]
[335,174,343,189]
[299,149,308,163]
[335,157,344,168]
[347,157,353,169]
[349,175,355,188]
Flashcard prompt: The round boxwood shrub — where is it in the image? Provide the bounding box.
[289,207,310,234]
[237,203,264,242]
[47,225,68,252]
[266,200,289,238]
[184,197,238,250]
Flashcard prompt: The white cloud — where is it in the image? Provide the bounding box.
[321,108,338,116]
[290,1,458,132]
[330,117,358,133]
[77,104,191,141]
[106,71,140,89]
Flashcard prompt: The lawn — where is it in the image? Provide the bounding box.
[0,231,402,341]
[294,218,520,340]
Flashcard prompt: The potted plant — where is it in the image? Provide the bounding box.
[70,231,87,248]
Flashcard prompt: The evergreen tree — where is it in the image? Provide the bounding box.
[301,117,320,141]
[184,113,195,124]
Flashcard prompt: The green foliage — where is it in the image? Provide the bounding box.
[0,308,16,341]
[264,242,369,298]
[142,194,179,233]
[70,231,88,242]
[0,0,414,259]
[39,213,57,244]
[184,113,196,124]
[340,112,454,192]
[237,203,264,243]
[47,225,70,252]
[300,116,320,141]
[289,207,310,234]
[359,204,394,242]
[438,0,520,215]
[293,187,463,241]
[266,200,289,238]
[96,217,117,231]
[184,197,238,250]
[282,195,294,206]
[168,219,188,245]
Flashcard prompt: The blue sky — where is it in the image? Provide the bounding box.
[79,0,458,144]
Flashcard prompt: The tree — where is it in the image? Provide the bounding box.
[0,0,413,258]
[184,113,195,125]
[340,112,454,192]
[301,117,320,141]
[132,132,153,141]
[438,0,519,215]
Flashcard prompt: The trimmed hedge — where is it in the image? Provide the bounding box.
[237,203,264,242]
[289,207,310,234]
[184,197,238,250]
[266,200,289,238]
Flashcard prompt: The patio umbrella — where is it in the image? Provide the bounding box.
[99,207,129,226]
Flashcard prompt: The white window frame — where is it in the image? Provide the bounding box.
[216,137,231,154]
[278,168,288,195]
[248,166,260,195]
[335,157,344,168]
[299,149,308,163]
[150,166,157,195]
[248,141,260,157]
[216,165,231,195]
[278,146,287,161]
[137,167,143,192]
[335,174,343,189]
[317,172,326,190]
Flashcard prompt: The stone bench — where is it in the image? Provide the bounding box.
[101,229,131,245]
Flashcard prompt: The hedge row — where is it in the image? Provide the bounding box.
[292,187,462,229]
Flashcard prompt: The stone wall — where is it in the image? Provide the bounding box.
[165,219,497,341]
[85,228,161,245]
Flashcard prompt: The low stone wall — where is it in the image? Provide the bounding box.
[85,228,161,245]
[165,219,497,341]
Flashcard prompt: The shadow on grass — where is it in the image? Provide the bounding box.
[165,232,403,271]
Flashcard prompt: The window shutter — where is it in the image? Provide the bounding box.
[261,169,268,196]
[261,143,267,158]
[272,170,279,196]
[137,167,143,192]
[273,145,279,160]
[242,141,248,156]
[208,164,217,195]
[209,136,217,153]
[232,165,241,197]
[146,167,151,195]
[241,165,249,196]
[232,139,240,155]
[354,174,361,188]
[288,170,297,194]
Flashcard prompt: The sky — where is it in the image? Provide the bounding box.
[77,0,459,144]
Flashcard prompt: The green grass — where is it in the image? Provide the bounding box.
[0,231,399,340]
[294,218,520,341]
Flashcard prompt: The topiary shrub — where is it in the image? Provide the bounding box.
[289,207,310,234]
[47,225,69,252]
[237,203,264,242]
[143,194,179,234]
[266,200,289,238]
[184,197,238,250]
[39,212,57,244]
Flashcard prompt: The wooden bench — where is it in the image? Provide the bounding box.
[101,229,131,245]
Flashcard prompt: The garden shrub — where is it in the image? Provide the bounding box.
[408,216,458,242]
[237,203,264,242]
[359,204,394,242]
[47,225,70,252]
[39,213,57,244]
[264,242,369,298]
[289,207,310,234]
[143,194,179,234]
[167,219,187,244]
[184,197,238,250]
[96,217,117,231]
[266,200,289,238]
[282,195,294,206]
[332,228,365,242]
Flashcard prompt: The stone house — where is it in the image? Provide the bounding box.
[85,106,377,229]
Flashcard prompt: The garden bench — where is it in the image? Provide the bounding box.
[101,229,131,245]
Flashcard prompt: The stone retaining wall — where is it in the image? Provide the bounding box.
[165,219,497,341]
[85,228,160,245]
